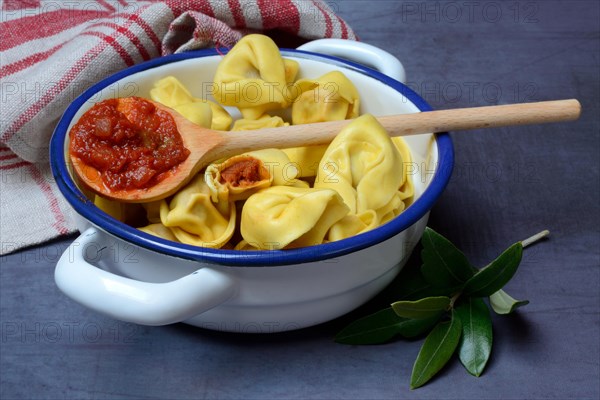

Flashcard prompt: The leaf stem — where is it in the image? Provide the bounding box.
[520,230,550,248]
[448,292,461,309]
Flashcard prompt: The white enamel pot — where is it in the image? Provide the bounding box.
[50,39,454,333]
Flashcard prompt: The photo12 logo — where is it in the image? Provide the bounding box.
[399,1,540,24]
[2,321,140,344]
[404,81,539,106]
[0,80,139,108]
[1,1,143,23]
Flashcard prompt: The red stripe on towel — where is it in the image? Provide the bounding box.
[0,42,66,78]
[0,9,108,51]
[28,164,70,234]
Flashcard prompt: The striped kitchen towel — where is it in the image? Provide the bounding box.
[0,0,356,255]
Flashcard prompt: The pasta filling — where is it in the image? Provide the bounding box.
[220,159,264,187]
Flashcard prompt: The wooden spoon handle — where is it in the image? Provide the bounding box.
[378,98,582,135]
[219,99,581,156]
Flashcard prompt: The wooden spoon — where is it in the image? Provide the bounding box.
[71,98,581,203]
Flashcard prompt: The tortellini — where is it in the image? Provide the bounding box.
[240,186,349,250]
[313,114,411,241]
[195,98,233,131]
[327,211,378,242]
[314,114,404,214]
[150,76,232,130]
[149,76,193,108]
[173,102,213,128]
[138,223,178,242]
[281,145,328,178]
[139,175,236,248]
[292,71,360,125]
[392,137,415,203]
[94,194,129,222]
[94,195,145,225]
[204,149,300,202]
[283,71,360,178]
[212,34,315,120]
[232,115,288,131]
[142,199,166,224]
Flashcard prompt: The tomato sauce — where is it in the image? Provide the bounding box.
[69,97,190,191]
[220,159,263,187]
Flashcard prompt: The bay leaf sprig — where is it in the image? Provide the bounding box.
[335,227,548,389]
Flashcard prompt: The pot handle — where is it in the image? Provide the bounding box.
[297,38,407,83]
[55,227,236,326]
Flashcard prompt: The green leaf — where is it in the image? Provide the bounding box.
[335,307,446,345]
[410,311,462,389]
[420,227,475,292]
[455,297,493,377]
[489,289,529,315]
[397,312,445,339]
[334,308,412,345]
[392,296,451,319]
[463,242,523,297]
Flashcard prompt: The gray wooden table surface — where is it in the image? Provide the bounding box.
[2,1,599,399]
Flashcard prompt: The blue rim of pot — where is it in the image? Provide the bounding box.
[50,48,454,266]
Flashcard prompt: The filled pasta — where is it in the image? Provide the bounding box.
[149,76,194,108]
[281,145,328,178]
[142,174,236,248]
[284,70,359,177]
[138,223,178,242]
[142,199,164,224]
[313,114,411,241]
[212,34,315,120]
[150,76,232,130]
[241,186,349,249]
[315,114,405,214]
[194,98,233,131]
[94,195,145,225]
[205,149,300,203]
[292,71,360,125]
[392,137,415,203]
[327,210,378,242]
[231,115,288,131]
[173,101,213,128]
